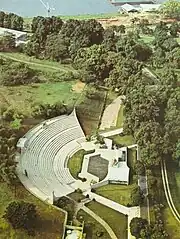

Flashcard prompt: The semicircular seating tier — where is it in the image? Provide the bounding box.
[16,110,86,204]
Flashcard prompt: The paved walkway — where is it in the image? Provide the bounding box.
[82,206,118,239]
[100,96,124,130]
[136,145,150,223]
[84,192,140,239]
[99,128,123,137]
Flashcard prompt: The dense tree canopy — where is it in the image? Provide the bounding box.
[0,11,23,30]
[3,201,37,235]
[161,0,180,20]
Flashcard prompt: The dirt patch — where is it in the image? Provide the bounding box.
[72,81,85,93]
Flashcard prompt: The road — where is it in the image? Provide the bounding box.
[161,160,180,223]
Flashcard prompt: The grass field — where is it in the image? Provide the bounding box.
[96,184,136,206]
[0,183,65,239]
[0,81,82,116]
[166,161,180,213]
[139,35,154,45]
[87,201,127,239]
[77,209,111,239]
[68,149,86,179]
[109,135,135,146]
[163,207,180,239]
[116,105,124,128]
[0,52,75,73]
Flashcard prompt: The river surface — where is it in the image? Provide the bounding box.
[0,0,118,17]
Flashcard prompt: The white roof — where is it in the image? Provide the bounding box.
[66,230,81,239]
[0,27,27,39]
[17,137,27,148]
[109,162,129,183]
[140,4,161,11]
[104,138,113,149]
[121,3,138,12]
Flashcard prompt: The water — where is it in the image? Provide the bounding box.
[0,0,117,17]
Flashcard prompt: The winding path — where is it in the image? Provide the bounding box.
[161,160,180,223]
[0,53,74,72]
[82,206,118,239]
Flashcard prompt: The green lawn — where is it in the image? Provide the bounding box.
[0,81,81,115]
[109,135,135,146]
[166,161,180,213]
[77,210,111,239]
[0,183,65,239]
[87,201,127,239]
[68,149,86,179]
[139,35,154,45]
[163,207,180,239]
[96,184,136,206]
[116,105,124,128]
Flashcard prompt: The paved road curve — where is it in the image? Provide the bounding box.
[161,160,180,223]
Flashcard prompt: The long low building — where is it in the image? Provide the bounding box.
[119,3,161,12]
[0,27,28,46]
[110,0,156,6]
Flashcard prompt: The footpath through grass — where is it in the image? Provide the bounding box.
[77,209,111,239]
[87,201,127,239]
[0,52,75,72]
[0,183,65,239]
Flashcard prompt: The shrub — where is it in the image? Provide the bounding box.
[3,201,37,234]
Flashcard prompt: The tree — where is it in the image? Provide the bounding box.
[3,201,37,235]
[134,161,145,176]
[130,217,148,238]
[0,59,40,86]
[169,22,180,37]
[133,43,152,62]
[74,44,111,84]
[175,140,180,161]
[45,34,69,61]
[161,0,180,20]
[0,33,16,51]
[32,102,68,119]
[131,186,144,206]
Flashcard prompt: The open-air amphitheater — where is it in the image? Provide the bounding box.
[16,109,140,239]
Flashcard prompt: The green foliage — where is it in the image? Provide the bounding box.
[169,22,180,37]
[0,33,16,51]
[161,0,180,20]
[134,161,145,176]
[3,201,37,235]
[130,217,148,238]
[0,11,23,30]
[130,186,144,206]
[0,58,40,86]
[32,101,69,119]
[54,197,75,220]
